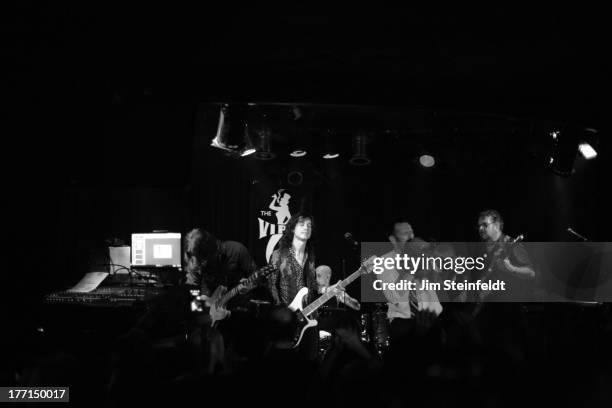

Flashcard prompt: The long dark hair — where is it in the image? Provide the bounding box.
[278,212,315,248]
[277,212,316,279]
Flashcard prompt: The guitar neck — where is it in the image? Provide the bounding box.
[487,235,524,268]
[302,263,367,317]
[218,269,266,306]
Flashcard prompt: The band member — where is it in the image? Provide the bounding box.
[266,212,343,306]
[476,209,535,301]
[266,213,345,359]
[184,228,258,321]
[473,210,536,361]
[380,221,443,343]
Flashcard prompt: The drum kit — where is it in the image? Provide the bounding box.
[316,302,391,358]
[360,303,390,356]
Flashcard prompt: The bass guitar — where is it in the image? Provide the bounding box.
[289,256,376,348]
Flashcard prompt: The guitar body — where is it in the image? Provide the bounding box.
[192,264,278,326]
[472,234,524,317]
[208,285,226,305]
[206,285,227,327]
[285,256,378,348]
[288,287,318,348]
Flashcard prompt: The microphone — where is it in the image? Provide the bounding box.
[344,232,359,249]
[567,227,588,241]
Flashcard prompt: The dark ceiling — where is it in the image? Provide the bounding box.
[5,5,610,126]
[4,4,610,188]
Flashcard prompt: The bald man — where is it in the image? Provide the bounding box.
[316,265,360,310]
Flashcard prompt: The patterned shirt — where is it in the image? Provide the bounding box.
[267,248,316,306]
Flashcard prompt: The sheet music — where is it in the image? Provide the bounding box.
[66,272,109,293]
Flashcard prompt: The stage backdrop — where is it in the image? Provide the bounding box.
[249,182,311,267]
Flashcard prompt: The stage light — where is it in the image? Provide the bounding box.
[322,129,340,159]
[211,105,253,155]
[290,150,307,158]
[349,131,371,166]
[241,147,256,157]
[551,130,560,140]
[550,125,580,176]
[419,154,435,168]
[579,143,597,159]
[254,122,275,160]
[239,123,256,156]
[287,170,303,186]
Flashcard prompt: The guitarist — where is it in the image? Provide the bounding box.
[184,228,261,323]
[473,210,535,358]
[182,228,273,367]
[266,213,344,359]
[475,209,535,302]
[266,213,345,307]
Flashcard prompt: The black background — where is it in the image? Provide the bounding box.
[5,5,611,314]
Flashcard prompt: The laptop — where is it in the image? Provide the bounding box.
[131,232,182,269]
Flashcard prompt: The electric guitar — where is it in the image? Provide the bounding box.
[472,234,524,317]
[195,264,278,326]
[289,256,376,348]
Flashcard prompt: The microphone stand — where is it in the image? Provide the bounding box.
[340,239,362,310]
[338,258,347,309]
[567,228,589,242]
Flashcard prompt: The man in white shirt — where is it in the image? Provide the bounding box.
[380,221,442,343]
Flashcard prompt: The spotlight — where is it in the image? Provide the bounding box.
[322,129,340,159]
[579,128,599,160]
[349,131,371,166]
[419,154,435,168]
[549,125,580,176]
[287,170,303,186]
[254,121,276,160]
[579,143,597,159]
[240,123,256,156]
[241,147,256,157]
[210,105,253,156]
[290,150,307,158]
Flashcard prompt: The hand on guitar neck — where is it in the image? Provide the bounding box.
[193,265,279,327]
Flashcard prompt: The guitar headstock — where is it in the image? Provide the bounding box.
[359,255,378,274]
[256,264,279,279]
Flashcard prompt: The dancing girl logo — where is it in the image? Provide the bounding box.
[258,189,292,262]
